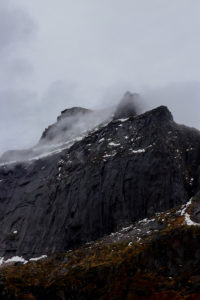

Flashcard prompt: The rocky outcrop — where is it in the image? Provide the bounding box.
[0,101,200,259]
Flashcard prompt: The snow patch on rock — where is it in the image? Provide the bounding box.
[108,142,120,147]
[1,256,28,265]
[117,118,129,122]
[0,255,48,266]
[179,198,200,226]
[29,255,47,262]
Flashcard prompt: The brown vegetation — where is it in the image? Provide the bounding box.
[0,225,200,299]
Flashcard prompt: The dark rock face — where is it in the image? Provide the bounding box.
[0,105,200,258]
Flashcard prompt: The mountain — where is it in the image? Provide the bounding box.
[0,93,200,259]
[0,92,200,298]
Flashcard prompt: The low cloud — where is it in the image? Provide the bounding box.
[142,81,200,129]
[0,0,37,154]
[0,0,35,54]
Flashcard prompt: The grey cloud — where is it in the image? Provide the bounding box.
[43,81,77,108]
[0,0,37,154]
[5,58,34,82]
[0,0,36,53]
[0,88,40,154]
[40,81,78,124]
[0,0,36,87]
[142,81,200,129]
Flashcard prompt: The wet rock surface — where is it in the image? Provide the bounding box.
[0,104,200,259]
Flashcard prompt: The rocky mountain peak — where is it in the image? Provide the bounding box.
[41,107,93,142]
[113,91,139,120]
[148,105,173,122]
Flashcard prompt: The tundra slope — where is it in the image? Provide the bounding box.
[0,101,200,259]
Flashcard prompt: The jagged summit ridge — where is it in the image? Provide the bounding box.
[0,92,141,164]
[148,105,173,121]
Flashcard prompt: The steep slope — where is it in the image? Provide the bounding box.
[1,198,200,299]
[0,100,200,260]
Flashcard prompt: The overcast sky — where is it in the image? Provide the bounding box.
[0,0,200,154]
